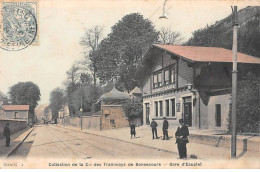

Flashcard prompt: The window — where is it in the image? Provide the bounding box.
[153,64,176,88]
[165,100,169,117]
[159,101,163,117]
[216,104,221,127]
[171,98,176,117]
[153,74,158,88]
[110,119,115,127]
[158,72,162,87]
[155,101,158,117]
[164,70,169,85]
[170,68,175,83]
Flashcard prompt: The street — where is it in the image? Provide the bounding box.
[8,125,177,160]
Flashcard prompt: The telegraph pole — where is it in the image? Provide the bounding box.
[231,6,238,159]
[80,83,83,130]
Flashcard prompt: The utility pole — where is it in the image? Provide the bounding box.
[231,6,238,159]
[80,83,83,130]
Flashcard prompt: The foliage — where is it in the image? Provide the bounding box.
[95,13,159,92]
[8,82,41,121]
[185,7,260,58]
[49,88,65,120]
[123,98,143,120]
[63,63,83,115]
[228,73,260,133]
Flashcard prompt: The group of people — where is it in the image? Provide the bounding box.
[130,117,190,159]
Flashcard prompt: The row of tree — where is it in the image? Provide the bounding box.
[48,13,183,118]
[185,6,260,58]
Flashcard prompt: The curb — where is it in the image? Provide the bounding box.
[6,127,34,158]
[55,125,198,159]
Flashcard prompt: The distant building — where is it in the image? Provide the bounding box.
[135,44,260,130]
[58,105,69,118]
[1,105,29,122]
[129,87,142,100]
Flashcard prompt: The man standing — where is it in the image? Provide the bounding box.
[4,123,10,147]
[150,119,158,139]
[130,121,136,139]
[175,119,189,159]
[162,117,169,140]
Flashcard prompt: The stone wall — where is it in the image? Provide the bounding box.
[0,119,27,139]
[57,115,101,131]
[101,105,129,130]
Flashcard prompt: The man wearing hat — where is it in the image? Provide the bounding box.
[175,119,189,159]
[4,123,10,147]
[150,118,158,139]
[162,117,169,140]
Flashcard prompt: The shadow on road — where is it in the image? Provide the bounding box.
[7,140,34,159]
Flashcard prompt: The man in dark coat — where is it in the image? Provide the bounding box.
[4,123,10,147]
[150,119,158,139]
[175,119,189,159]
[162,117,169,140]
[130,121,136,139]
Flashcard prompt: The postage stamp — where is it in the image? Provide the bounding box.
[0,0,38,51]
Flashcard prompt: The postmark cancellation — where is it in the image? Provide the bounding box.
[0,0,39,51]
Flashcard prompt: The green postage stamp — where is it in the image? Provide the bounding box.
[0,0,38,51]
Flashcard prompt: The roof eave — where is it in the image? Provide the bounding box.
[153,44,195,63]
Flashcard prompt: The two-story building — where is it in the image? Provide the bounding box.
[135,44,260,130]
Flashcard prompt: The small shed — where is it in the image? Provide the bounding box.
[99,87,130,130]
[2,105,29,122]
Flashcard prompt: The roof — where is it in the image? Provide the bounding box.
[99,87,130,101]
[129,87,142,96]
[154,44,260,64]
[3,105,30,111]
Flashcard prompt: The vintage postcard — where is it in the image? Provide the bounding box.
[0,0,259,169]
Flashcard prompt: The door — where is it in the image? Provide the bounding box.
[15,112,18,119]
[145,103,150,125]
[183,97,192,127]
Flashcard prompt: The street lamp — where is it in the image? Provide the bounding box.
[159,0,168,19]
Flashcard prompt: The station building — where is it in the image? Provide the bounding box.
[135,44,260,130]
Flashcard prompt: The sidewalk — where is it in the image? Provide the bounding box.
[56,124,260,160]
[0,127,34,159]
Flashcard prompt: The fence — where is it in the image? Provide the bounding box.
[57,115,101,131]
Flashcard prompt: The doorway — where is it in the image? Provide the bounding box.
[145,103,150,125]
[183,96,192,127]
[15,112,18,119]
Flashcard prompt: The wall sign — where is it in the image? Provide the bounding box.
[176,103,181,112]
[153,84,176,93]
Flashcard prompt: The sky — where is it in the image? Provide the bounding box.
[0,0,257,104]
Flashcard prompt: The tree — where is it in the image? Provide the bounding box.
[159,26,183,45]
[80,25,104,87]
[96,13,159,92]
[80,73,93,86]
[9,82,41,123]
[49,88,65,122]
[64,63,81,115]
[185,7,260,57]
[228,73,260,133]
[123,98,143,122]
